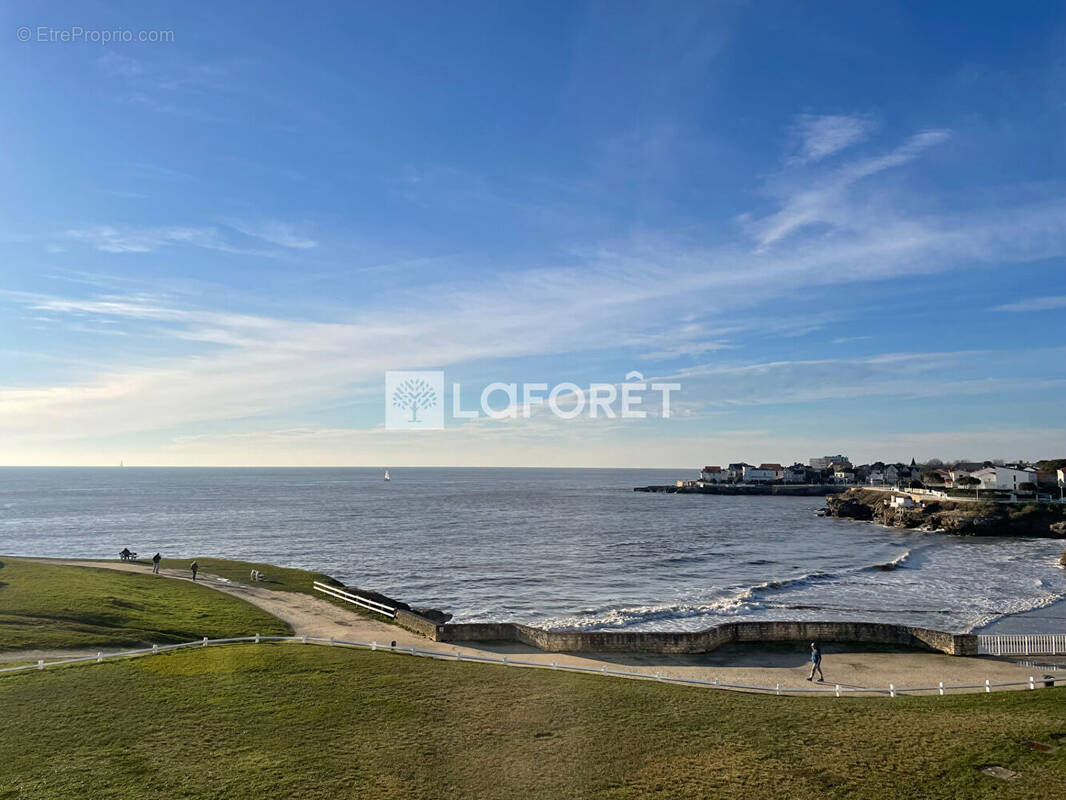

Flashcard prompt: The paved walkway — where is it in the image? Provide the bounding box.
[5,558,1055,694]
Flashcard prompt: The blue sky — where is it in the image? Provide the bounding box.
[1,1,1065,466]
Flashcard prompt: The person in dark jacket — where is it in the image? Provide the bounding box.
[151,553,161,574]
[806,642,824,682]
[190,560,199,581]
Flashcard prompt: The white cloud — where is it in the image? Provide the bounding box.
[223,219,317,249]
[992,295,1066,312]
[670,348,1066,407]
[9,116,1066,463]
[64,222,313,255]
[751,128,951,247]
[792,114,874,163]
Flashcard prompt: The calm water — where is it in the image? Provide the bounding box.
[2,467,1064,634]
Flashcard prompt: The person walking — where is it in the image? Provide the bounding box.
[190,560,199,581]
[807,642,824,682]
[151,553,161,574]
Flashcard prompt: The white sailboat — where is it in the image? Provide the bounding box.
[384,470,390,481]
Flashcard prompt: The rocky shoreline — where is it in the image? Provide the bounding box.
[822,488,1066,538]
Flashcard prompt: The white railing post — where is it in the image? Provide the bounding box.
[254,633,260,644]
[938,681,944,696]
[37,659,44,670]
[371,640,376,651]
[552,661,557,670]
[1030,676,1036,690]
[835,684,840,697]
[302,635,307,644]
[202,636,208,647]
[152,644,159,655]
[985,679,991,693]
[889,684,895,697]
[97,652,103,663]
[455,649,461,661]
[775,683,780,696]
[656,671,662,681]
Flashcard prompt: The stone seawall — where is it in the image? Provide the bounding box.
[635,484,848,496]
[394,609,441,638]
[410,615,977,656]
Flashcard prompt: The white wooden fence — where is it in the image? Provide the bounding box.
[978,634,1066,656]
[0,634,1060,697]
[312,581,396,618]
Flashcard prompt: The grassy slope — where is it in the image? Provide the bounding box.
[156,556,344,595]
[156,556,405,621]
[1,646,1064,800]
[0,559,290,651]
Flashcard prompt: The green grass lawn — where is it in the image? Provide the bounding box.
[156,556,344,595]
[0,644,1063,799]
[154,555,403,621]
[0,559,291,651]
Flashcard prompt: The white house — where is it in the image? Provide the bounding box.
[834,469,855,484]
[970,465,1038,491]
[760,463,785,480]
[890,495,916,508]
[784,464,807,483]
[699,466,725,483]
[868,468,886,486]
[948,469,974,488]
[727,463,750,482]
[742,465,777,483]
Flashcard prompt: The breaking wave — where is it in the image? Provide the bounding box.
[541,547,923,631]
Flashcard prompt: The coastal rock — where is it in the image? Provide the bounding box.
[825,495,874,521]
[823,488,1066,538]
[937,511,1004,536]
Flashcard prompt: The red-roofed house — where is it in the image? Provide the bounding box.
[699,466,725,483]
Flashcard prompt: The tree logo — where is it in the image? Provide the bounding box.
[385,371,445,430]
[392,377,438,422]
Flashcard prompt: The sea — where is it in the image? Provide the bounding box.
[2,467,1064,634]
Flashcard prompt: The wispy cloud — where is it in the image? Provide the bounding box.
[749,128,951,247]
[791,114,874,163]
[65,225,237,254]
[670,348,1066,407]
[64,221,316,255]
[9,114,1066,459]
[992,295,1066,312]
[222,219,317,249]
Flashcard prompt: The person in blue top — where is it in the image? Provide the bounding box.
[806,642,824,682]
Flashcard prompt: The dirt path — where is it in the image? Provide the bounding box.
[6,558,1050,694]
